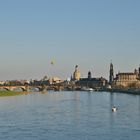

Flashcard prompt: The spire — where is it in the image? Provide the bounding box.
[75,65,78,70]
[109,62,114,84]
[139,65,140,79]
[88,71,92,79]
[134,69,139,79]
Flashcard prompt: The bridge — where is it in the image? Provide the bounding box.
[0,86,47,92]
[0,85,65,92]
[0,86,29,91]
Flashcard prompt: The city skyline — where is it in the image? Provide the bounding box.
[0,0,140,80]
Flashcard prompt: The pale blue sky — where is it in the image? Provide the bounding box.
[0,0,140,80]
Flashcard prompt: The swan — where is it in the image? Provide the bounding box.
[112,106,118,112]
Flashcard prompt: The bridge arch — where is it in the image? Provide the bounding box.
[3,88,10,91]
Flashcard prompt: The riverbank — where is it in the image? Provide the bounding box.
[106,88,140,95]
[0,91,27,97]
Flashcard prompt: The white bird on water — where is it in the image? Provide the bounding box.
[112,106,118,112]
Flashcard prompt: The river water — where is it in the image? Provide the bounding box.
[0,91,140,140]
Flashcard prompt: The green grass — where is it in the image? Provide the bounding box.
[0,91,26,97]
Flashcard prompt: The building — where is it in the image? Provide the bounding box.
[139,66,140,79]
[73,65,81,81]
[113,72,140,88]
[76,71,108,89]
[88,71,92,79]
[0,81,5,86]
[48,77,63,84]
[111,64,140,88]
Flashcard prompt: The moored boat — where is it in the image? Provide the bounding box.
[81,87,94,92]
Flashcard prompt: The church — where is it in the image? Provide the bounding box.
[109,63,140,88]
[72,65,81,81]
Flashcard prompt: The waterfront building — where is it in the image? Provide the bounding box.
[48,77,63,84]
[0,81,5,86]
[88,71,92,79]
[113,73,138,87]
[73,65,81,81]
[76,71,108,90]
[134,69,139,79]
[113,67,140,88]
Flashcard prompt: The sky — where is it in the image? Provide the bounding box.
[0,0,140,80]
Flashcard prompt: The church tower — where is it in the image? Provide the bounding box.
[134,69,139,79]
[139,65,140,79]
[88,71,92,79]
[109,63,114,84]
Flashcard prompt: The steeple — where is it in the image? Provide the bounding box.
[134,69,139,79]
[88,71,92,79]
[109,62,114,84]
[139,65,140,79]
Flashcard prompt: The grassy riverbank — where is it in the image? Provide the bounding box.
[0,91,26,97]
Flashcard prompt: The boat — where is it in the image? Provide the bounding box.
[81,87,94,92]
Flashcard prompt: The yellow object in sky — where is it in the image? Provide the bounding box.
[50,60,55,65]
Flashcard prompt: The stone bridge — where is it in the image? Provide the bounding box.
[0,86,46,92]
[0,86,29,91]
[0,85,64,91]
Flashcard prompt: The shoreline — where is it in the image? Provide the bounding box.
[106,88,140,95]
[0,88,140,97]
[0,91,28,97]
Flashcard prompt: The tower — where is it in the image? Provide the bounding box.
[139,65,140,79]
[134,69,139,79]
[88,71,92,79]
[109,63,114,84]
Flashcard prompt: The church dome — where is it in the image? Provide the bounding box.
[73,65,81,81]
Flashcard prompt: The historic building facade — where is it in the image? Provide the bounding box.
[113,72,140,88]
[109,63,140,88]
[76,71,108,89]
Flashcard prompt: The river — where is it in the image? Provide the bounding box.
[0,91,140,140]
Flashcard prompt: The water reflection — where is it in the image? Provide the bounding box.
[0,91,140,140]
[109,92,117,128]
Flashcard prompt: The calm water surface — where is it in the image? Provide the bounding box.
[0,91,140,140]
